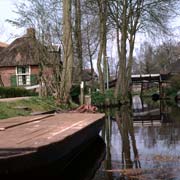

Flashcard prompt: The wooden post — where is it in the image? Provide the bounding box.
[80,81,84,105]
[159,82,162,99]
[85,95,91,105]
[140,82,143,97]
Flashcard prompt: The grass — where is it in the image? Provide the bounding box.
[0,97,59,120]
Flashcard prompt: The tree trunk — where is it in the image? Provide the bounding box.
[103,0,108,91]
[114,28,121,99]
[60,0,74,104]
[74,0,83,82]
[97,0,107,94]
[114,0,128,102]
[114,0,142,103]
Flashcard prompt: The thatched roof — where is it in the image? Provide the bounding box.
[0,28,48,67]
[0,42,8,53]
[82,69,98,81]
[0,42,8,48]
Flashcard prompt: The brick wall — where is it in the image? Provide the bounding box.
[0,67,15,87]
[31,65,39,75]
[0,65,54,87]
[0,65,40,87]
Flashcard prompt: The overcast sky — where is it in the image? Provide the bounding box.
[0,0,180,45]
[0,0,25,43]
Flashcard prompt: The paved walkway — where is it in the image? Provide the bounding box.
[0,97,31,102]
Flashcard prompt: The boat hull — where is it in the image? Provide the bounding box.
[0,114,105,176]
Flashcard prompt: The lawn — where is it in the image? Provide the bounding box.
[0,97,58,120]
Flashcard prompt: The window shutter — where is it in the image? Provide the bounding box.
[10,75,17,87]
[30,74,38,85]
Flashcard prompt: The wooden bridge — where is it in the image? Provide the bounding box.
[107,73,170,98]
[131,74,169,83]
[108,73,170,88]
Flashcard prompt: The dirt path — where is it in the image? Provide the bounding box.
[0,97,31,102]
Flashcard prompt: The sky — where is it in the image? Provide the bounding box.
[0,0,25,43]
[0,0,180,45]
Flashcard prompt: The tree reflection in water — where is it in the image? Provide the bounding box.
[115,105,140,171]
[101,105,141,179]
[93,100,180,180]
[102,108,113,180]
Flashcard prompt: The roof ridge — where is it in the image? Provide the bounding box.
[0,42,9,47]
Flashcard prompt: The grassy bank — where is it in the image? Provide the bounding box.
[0,97,63,120]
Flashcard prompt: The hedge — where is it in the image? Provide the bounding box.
[0,87,38,98]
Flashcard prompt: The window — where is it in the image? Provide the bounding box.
[16,66,31,86]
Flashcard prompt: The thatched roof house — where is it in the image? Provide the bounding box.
[82,69,98,82]
[0,28,47,67]
[0,28,58,87]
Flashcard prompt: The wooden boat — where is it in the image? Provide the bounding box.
[0,113,105,176]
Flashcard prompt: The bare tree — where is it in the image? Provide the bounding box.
[96,0,108,94]
[73,0,83,83]
[154,40,180,72]
[135,40,180,74]
[82,14,100,87]
[136,41,158,74]
[108,0,178,102]
[59,0,74,104]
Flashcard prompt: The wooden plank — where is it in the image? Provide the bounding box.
[0,113,104,159]
[0,114,54,131]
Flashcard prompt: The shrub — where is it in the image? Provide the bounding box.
[165,74,180,97]
[91,91,105,106]
[0,87,38,98]
[170,75,180,91]
[91,89,119,106]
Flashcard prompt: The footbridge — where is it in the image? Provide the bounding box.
[108,73,170,88]
[107,73,170,98]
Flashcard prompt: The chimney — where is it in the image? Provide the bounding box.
[27,28,36,39]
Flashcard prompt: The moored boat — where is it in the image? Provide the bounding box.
[0,113,105,176]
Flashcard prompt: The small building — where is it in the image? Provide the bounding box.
[82,69,98,82]
[0,28,60,87]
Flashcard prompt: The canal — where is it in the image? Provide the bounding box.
[93,97,180,180]
[6,97,180,179]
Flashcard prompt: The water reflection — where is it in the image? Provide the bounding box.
[101,108,113,180]
[115,105,140,170]
[177,101,180,108]
[93,98,180,180]
[132,96,178,124]
[132,95,143,111]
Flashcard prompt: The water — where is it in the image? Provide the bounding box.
[93,98,180,180]
[5,97,180,179]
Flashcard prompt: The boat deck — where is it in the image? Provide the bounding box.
[0,113,104,159]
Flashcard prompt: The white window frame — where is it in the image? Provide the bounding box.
[16,65,31,86]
